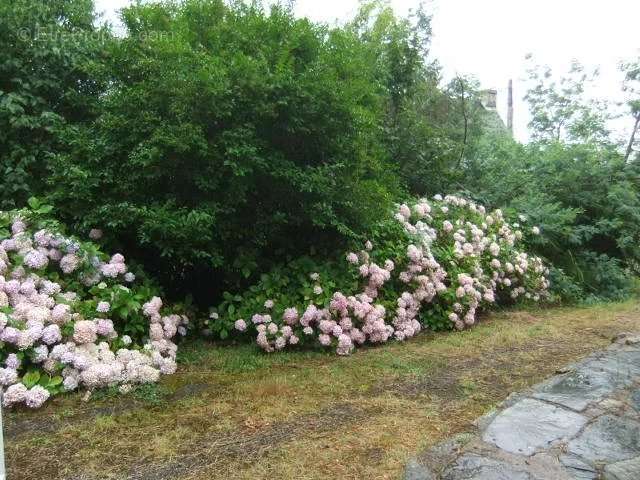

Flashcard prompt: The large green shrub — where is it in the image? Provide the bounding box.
[48,0,467,303]
[207,195,549,353]
[0,0,488,304]
[468,137,640,300]
[459,61,640,301]
[0,0,107,208]
[3,0,636,309]
[0,199,191,408]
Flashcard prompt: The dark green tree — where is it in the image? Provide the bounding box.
[50,0,406,301]
[0,0,107,208]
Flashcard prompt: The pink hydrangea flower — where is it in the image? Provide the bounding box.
[96,319,116,338]
[5,353,20,369]
[96,301,110,313]
[11,219,26,235]
[24,250,49,270]
[3,383,28,406]
[73,320,98,344]
[0,368,18,386]
[60,254,80,274]
[283,308,298,325]
[25,385,50,408]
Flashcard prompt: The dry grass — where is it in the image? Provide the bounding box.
[5,301,640,480]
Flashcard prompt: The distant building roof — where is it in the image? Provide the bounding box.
[478,88,510,136]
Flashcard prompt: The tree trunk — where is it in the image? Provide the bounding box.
[625,113,640,162]
[457,77,468,167]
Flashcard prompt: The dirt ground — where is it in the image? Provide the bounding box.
[5,301,640,480]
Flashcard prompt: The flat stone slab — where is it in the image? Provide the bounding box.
[567,415,640,464]
[482,398,588,456]
[532,350,640,412]
[631,389,640,412]
[567,414,640,464]
[559,454,598,480]
[404,459,436,480]
[405,336,640,480]
[441,454,536,480]
[604,456,640,480]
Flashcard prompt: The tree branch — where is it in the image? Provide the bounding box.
[624,112,640,162]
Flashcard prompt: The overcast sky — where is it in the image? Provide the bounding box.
[95,0,639,142]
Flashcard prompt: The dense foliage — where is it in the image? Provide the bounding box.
[0,0,638,313]
[0,0,106,209]
[465,62,640,301]
[2,0,485,303]
[209,195,548,353]
[0,200,189,407]
[470,141,639,300]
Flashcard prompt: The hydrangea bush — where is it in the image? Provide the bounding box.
[213,195,549,355]
[0,199,189,408]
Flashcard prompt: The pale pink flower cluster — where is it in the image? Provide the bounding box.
[233,195,548,355]
[393,243,447,338]
[346,252,359,265]
[0,216,189,408]
[3,383,50,408]
[419,195,548,328]
[100,254,127,278]
[252,244,407,355]
[96,301,110,313]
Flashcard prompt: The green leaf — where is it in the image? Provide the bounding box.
[23,370,41,388]
[27,197,40,210]
[37,205,53,214]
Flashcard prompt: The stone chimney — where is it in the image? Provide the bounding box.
[480,89,497,110]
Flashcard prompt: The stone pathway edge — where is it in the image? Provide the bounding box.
[404,332,640,480]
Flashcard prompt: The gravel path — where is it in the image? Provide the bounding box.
[404,332,640,480]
